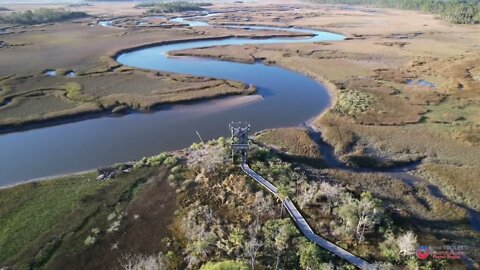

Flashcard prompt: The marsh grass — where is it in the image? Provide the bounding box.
[0,173,101,262]
[0,167,158,268]
[256,128,321,159]
[417,163,480,211]
[0,71,249,128]
[62,82,82,99]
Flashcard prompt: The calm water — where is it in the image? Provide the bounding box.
[0,17,344,186]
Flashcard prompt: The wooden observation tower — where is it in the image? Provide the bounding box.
[229,122,250,164]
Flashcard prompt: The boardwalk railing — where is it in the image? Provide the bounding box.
[240,163,373,270]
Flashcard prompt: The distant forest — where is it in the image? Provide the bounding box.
[0,8,88,25]
[306,0,480,24]
[138,2,211,13]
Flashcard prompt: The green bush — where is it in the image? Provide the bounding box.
[335,89,373,115]
[146,152,169,167]
[171,165,182,174]
[190,142,203,150]
[84,235,96,246]
[133,157,148,169]
[217,137,227,147]
[163,156,178,167]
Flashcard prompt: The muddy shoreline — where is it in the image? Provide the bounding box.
[0,88,256,135]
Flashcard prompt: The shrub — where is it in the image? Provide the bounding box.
[163,156,178,167]
[217,137,227,147]
[133,157,148,169]
[84,235,96,246]
[168,174,176,182]
[107,220,121,233]
[187,143,227,172]
[146,152,168,167]
[171,165,182,174]
[190,142,203,150]
[335,89,374,115]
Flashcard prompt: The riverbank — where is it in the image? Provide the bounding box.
[1,139,477,269]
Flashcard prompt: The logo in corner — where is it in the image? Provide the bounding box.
[416,246,430,260]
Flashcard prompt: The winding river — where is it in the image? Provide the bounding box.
[1,12,479,233]
[0,15,344,185]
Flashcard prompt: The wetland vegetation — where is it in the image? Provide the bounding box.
[2,140,471,269]
[0,0,479,269]
[0,8,88,25]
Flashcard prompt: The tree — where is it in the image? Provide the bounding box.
[297,240,329,270]
[217,226,245,259]
[297,182,320,209]
[244,223,263,270]
[187,143,228,173]
[355,192,384,243]
[306,0,480,24]
[0,8,88,25]
[263,219,300,270]
[319,182,342,214]
[336,192,384,243]
[277,184,294,215]
[182,206,218,268]
[379,231,400,263]
[273,222,297,269]
[277,184,294,201]
[336,192,358,234]
[252,191,275,223]
[244,236,262,270]
[120,253,167,270]
[397,231,417,257]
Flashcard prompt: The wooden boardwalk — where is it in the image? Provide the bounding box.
[240,163,373,270]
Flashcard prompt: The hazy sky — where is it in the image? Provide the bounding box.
[0,0,84,3]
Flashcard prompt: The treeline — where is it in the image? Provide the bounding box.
[306,0,480,24]
[0,8,88,25]
[138,2,211,13]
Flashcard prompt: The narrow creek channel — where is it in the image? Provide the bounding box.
[303,125,480,231]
